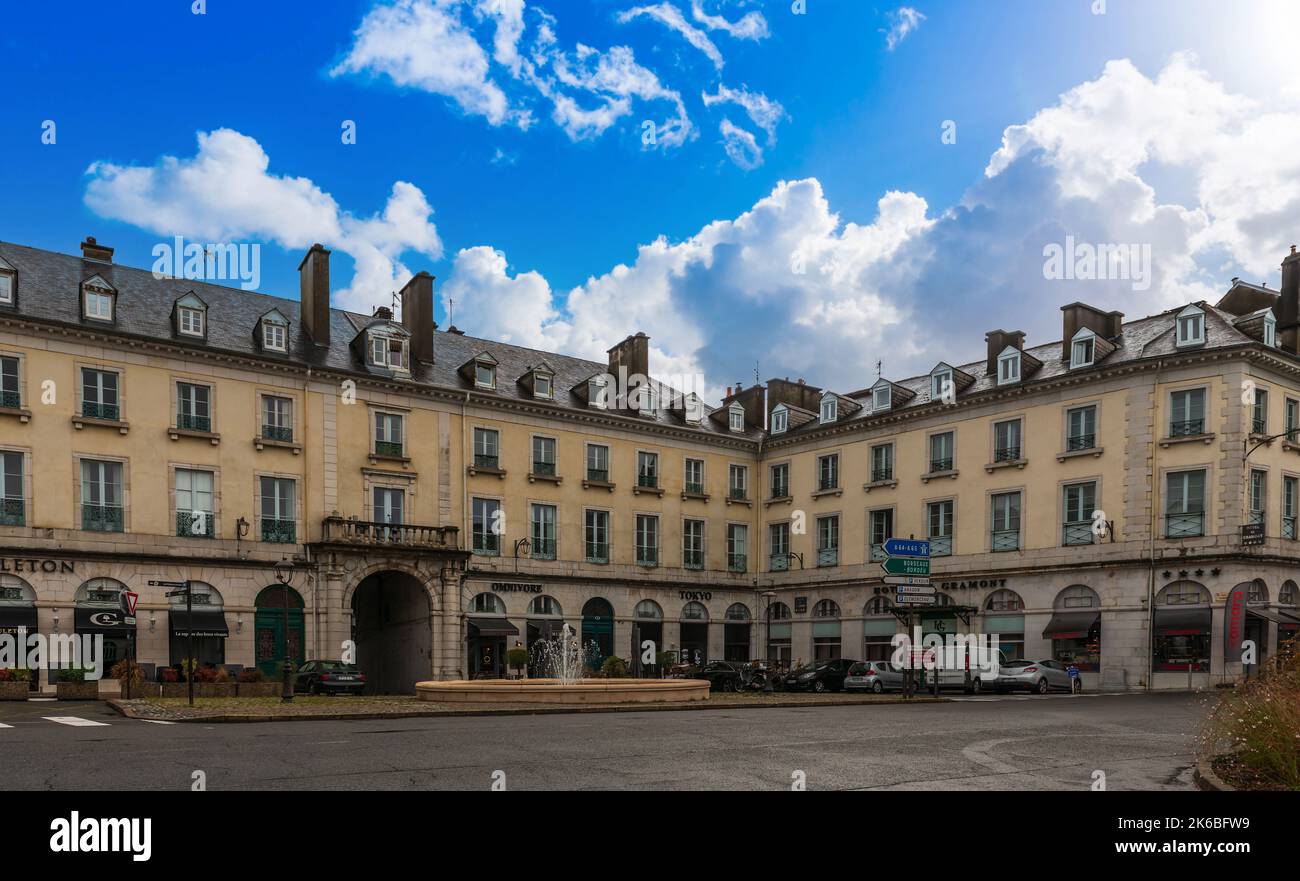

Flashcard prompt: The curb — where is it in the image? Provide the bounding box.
[1193,757,1236,791]
[107,695,949,724]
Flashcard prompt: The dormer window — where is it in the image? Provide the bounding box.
[475,360,496,389]
[1176,305,1205,347]
[81,276,115,322]
[997,347,1021,385]
[534,373,553,399]
[589,376,609,409]
[872,382,891,412]
[259,310,289,353]
[1070,328,1095,368]
[931,368,952,401]
[1264,312,1277,347]
[638,381,659,416]
[369,332,409,371]
[173,292,207,339]
[771,404,788,434]
[684,393,705,425]
[820,393,837,424]
[728,402,745,432]
[0,256,15,305]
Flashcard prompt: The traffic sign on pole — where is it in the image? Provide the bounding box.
[882,538,929,558]
[895,593,937,605]
[883,575,931,586]
[895,584,936,595]
[881,557,930,576]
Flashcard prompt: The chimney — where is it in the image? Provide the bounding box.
[298,244,331,346]
[80,236,113,263]
[373,306,393,320]
[607,332,650,380]
[985,329,1025,375]
[1060,303,1124,360]
[399,271,435,363]
[1280,245,1300,352]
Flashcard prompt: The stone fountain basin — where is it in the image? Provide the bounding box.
[415,678,711,704]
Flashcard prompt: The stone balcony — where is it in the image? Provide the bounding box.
[319,516,461,551]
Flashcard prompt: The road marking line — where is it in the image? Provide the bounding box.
[139,719,176,725]
[27,697,57,702]
[42,716,110,727]
[0,722,13,729]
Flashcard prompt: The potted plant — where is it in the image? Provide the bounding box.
[55,667,99,701]
[0,667,33,700]
[198,666,236,698]
[600,655,628,678]
[506,647,530,680]
[236,667,277,697]
[655,651,677,678]
[109,659,159,698]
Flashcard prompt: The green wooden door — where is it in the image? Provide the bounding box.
[255,609,304,678]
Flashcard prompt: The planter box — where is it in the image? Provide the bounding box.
[0,681,32,701]
[118,682,161,698]
[161,683,236,698]
[236,682,279,697]
[55,682,100,701]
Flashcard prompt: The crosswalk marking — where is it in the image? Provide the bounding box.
[42,716,110,727]
[0,722,12,729]
[139,719,175,725]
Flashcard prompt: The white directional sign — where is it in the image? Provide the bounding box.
[883,575,931,586]
[895,593,937,605]
[896,584,937,595]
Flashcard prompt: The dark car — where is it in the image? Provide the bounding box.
[295,660,366,695]
[693,660,746,692]
[782,658,858,693]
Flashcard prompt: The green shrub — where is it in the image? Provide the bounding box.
[506,648,530,671]
[655,651,677,670]
[56,667,90,683]
[600,655,628,678]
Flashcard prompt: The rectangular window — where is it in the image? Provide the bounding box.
[585,509,610,563]
[473,428,499,469]
[175,468,214,538]
[637,451,659,488]
[586,444,609,483]
[1284,476,1297,540]
[1177,311,1204,345]
[373,486,404,526]
[1170,389,1206,437]
[931,371,951,401]
[1062,481,1097,546]
[769,521,790,570]
[727,523,748,572]
[929,432,954,472]
[534,373,553,399]
[81,368,119,421]
[1066,405,1096,451]
[530,503,557,560]
[870,443,893,482]
[1249,470,1266,525]
[927,500,953,556]
[80,459,123,532]
[771,409,788,433]
[1287,399,1300,442]
[84,289,113,321]
[0,451,24,526]
[532,436,556,477]
[262,321,286,352]
[1165,470,1206,537]
[998,352,1020,384]
[176,382,211,433]
[820,397,837,423]
[1253,388,1268,435]
[816,515,839,566]
[474,362,495,388]
[683,519,705,569]
[258,476,295,543]
[817,454,839,491]
[1071,336,1094,367]
[684,458,704,495]
[991,491,1021,551]
[635,514,659,565]
[0,271,12,305]
[872,386,890,411]
[868,509,893,561]
[178,307,204,336]
[728,464,748,500]
[471,498,500,554]
[262,395,293,442]
[994,419,1022,462]
[0,356,19,409]
[770,462,789,499]
[374,412,404,457]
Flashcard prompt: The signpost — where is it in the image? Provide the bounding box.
[150,580,193,706]
[881,557,931,576]
[881,538,931,700]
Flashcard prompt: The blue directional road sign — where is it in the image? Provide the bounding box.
[882,538,929,558]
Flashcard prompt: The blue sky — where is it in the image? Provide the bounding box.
[2,0,1298,398]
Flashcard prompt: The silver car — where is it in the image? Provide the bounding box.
[995,659,1077,694]
[844,660,907,693]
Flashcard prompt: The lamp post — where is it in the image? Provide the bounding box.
[512,536,531,574]
[761,590,777,692]
[274,558,295,703]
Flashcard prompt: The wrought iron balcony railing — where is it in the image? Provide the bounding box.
[637,473,659,489]
[0,390,20,409]
[769,553,790,572]
[929,535,952,557]
[474,454,500,469]
[587,468,609,483]
[177,413,211,432]
[585,543,609,564]
[729,486,747,500]
[683,549,704,569]
[1165,512,1204,538]
[1061,521,1095,546]
[262,424,293,442]
[636,547,658,566]
[727,554,747,573]
[1170,419,1204,437]
[817,547,838,567]
[82,504,123,533]
[870,467,893,482]
[994,445,1021,463]
[531,539,556,560]
[1284,516,1296,540]
[82,401,119,421]
[473,533,500,555]
[176,511,215,538]
[0,497,24,527]
[770,484,789,499]
[991,529,1020,551]
[684,481,705,495]
[869,543,886,561]
[929,457,953,473]
[261,518,296,544]
[532,461,557,477]
[1066,433,1095,451]
[374,440,404,458]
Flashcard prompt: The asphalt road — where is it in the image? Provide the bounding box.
[0,692,1209,791]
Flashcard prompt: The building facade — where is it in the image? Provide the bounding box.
[0,236,1297,691]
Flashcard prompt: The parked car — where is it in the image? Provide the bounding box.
[693,660,745,692]
[994,659,1075,694]
[782,658,857,693]
[295,660,366,695]
[844,660,907,693]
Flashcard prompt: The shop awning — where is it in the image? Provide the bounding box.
[1245,607,1287,625]
[1153,607,1211,636]
[527,619,566,638]
[74,607,136,635]
[170,609,229,639]
[1275,609,1300,628]
[1042,611,1100,640]
[0,604,37,635]
[468,617,519,637]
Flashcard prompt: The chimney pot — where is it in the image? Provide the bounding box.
[606,331,650,385]
[80,236,114,263]
[399,271,435,363]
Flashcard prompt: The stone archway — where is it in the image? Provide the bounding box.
[350,570,434,694]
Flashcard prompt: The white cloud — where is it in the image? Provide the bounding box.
[690,1,769,40]
[83,129,442,312]
[717,119,762,170]
[617,3,724,70]
[331,0,527,128]
[883,6,925,51]
[473,0,526,74]
[702,83,786,140]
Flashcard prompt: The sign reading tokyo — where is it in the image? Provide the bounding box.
[882,538,929,558]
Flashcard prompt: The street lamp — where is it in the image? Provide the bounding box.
[512,536,531,573]
[761,590,777,692]
[274,557,295,704]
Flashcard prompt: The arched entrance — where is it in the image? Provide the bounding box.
[351,571,432,693]
[581,597,614,670]
[254,586,305,679]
